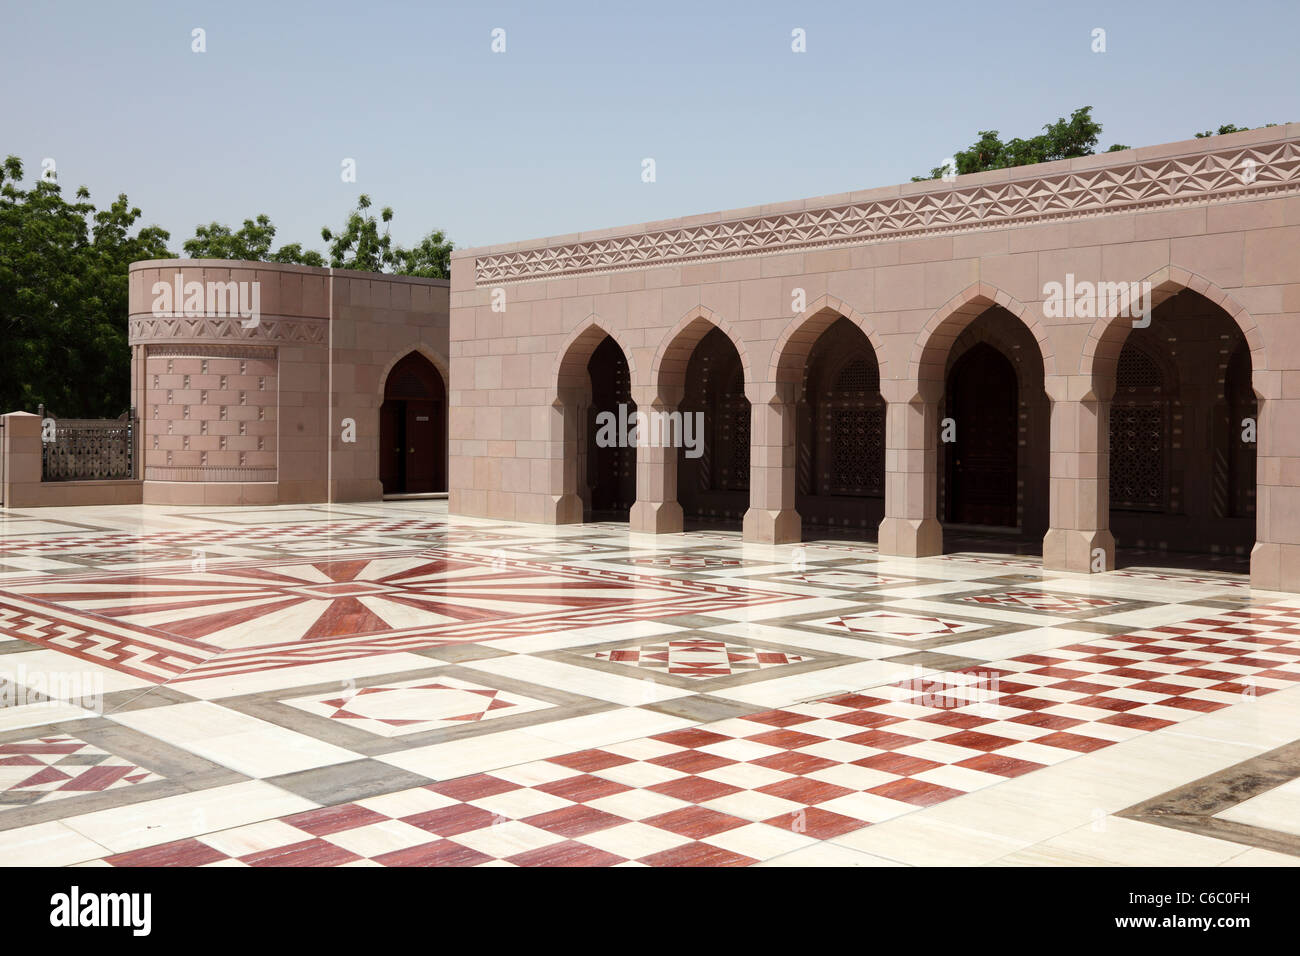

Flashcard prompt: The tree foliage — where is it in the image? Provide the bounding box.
[913,107,1129,180]
[183,214,325,267]
[183,196,454,278]
[0,156,171,416]
[320,194,453,278]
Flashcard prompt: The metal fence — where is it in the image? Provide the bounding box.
[39,406,136,481]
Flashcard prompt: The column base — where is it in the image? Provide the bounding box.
[877,517,943,557]
[1042,528,1115,573]
[1251,542,1300,593]
[548,494,585,525]
[630,500,683,534]
[743,508,801,544]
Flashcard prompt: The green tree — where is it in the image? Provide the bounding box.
[913,107,1129,180]
[184,214,325,266]
[321,194,453,279]
[0,155,170,417]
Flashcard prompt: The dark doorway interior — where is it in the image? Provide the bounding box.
[945,342,1018,528]
[587,336,636,520]
[1108,289,1256,566]
[380,352,446,494]
[678,327,750,527]
[795,317,885,539]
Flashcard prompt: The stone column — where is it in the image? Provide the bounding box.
[1250,370,1299,591]
[1042,374,1116,573]
[743,381,800,544]
[546,386,585,524]
[878,379,942,557]
[630,385,684,533]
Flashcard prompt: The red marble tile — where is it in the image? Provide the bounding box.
[756,776,853,806]
[1071,694,1145,712]
[403,803,499,837]
[763,807,869,840]
[651,728,732,748]
[1007,711,1085,730]
[641,805,749,839]
[955,752,1045,778]
[647,749,735,774]
[107,838,228,868]
[1033,731,1114,753]
[522,804,627,838]
[242,838,361,867]
[507,839,626,867]
[545,749,635,773]
[867,777,963,807]
[740,710,813,728]
[284,803,388,836]
[935,730,1019,752]
[372,838,493,867]
[840,728,924,750]
[1098,712,1175,731]
[852,751,941,775]
[915,710,994,730]
[648,775,742,803]
[1158,696,1228,713]
[744,728,828,749]
[639,841,755,867]
[535,773,632,803]
[750,749,837,776]
[426,773,520,802]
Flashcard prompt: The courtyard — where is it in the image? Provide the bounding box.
[0,500,1297,867]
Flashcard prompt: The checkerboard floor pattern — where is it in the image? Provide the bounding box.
[97,605,1300,867]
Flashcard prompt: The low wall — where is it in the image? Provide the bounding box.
[1,412,143,508]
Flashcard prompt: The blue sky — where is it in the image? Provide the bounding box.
[2,0,1296,253]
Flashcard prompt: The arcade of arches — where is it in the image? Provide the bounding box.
[551,296,1257,577]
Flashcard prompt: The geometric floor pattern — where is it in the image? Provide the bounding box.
[0,735,161,807]
[1,500,1299,867]
[587,639,810,678]
[91,612,1300,865]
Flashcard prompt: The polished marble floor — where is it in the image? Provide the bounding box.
[0,501,1298,866]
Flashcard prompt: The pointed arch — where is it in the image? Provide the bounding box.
[650,306,752,397]
[908,282,1055,392]
[376,342,449,398]
[550,316,638,399]
[1079,266,1266,390]
[769,294,890,385]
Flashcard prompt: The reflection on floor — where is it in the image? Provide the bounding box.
[0,501,1296,867]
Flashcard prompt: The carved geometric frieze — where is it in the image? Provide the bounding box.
[475,140,1300,285]
[129,315,326,346]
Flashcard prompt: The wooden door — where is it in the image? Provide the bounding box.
[947,343,1018,527]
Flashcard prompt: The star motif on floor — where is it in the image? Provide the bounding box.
[816,610,983,639]
[0,735,160,806]
[957,590,1124,612]
[285,675,554,737]
[588,638,810,678]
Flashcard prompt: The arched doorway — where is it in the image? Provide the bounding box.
[795,317,885,537]
[587,335,636,521]
[1108,290,1256,564]
[380,352,446,494]
[678,327,750,526]
[945,343,1018,527]
[936,308,1050,549]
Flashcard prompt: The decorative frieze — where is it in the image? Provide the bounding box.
[475,140,1300,285]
